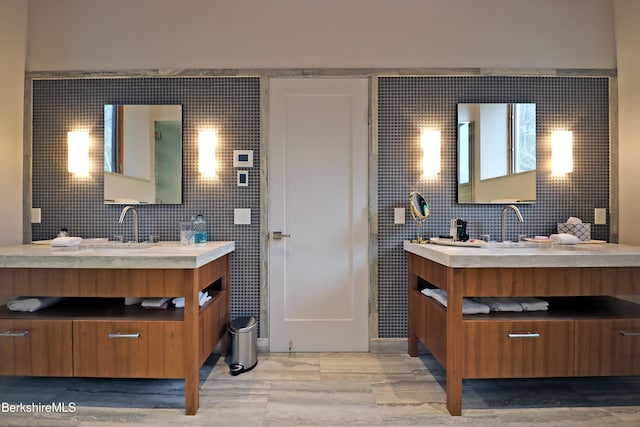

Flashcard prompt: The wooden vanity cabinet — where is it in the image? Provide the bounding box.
[0,319,72,376]
[407,252,640,416]
[462,319,575,378]
[73,320,186,378]
[0,252,232,416]
[575,318,640,376]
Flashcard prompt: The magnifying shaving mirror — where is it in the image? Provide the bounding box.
[409,191,430,226]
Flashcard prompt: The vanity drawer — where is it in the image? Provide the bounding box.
[73,320,184,378]
[462,320,575,378]
[0,319,72,376]
[575,319,640,376]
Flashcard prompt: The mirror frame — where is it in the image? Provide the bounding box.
[409,191,430,226]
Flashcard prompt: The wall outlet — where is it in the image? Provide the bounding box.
[31,208,41,224]
[234,208,251,225]
[594,208,607,225]
[394,208,405,224]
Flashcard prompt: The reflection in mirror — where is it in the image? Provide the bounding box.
[104,105,182,204]
[409,191,430,226]
[457,103,536,204]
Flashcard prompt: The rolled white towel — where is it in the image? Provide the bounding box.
[472,297,523,312]
[8,297,66,312]
[50,236,82,247]
[172,291,211,308]
[549,233,580,245]
[511,297,549,311]
[420,288,490,314]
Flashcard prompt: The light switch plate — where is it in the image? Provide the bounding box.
[234,208,251,225]
[233,150,254,168]
[594,208,607,225]
[394,207,405,224]
[237,170,249,186]
[31,208,41,224]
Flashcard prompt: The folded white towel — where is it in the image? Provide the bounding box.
[472,297,523,312]
[50,236,82,247]
[566,216,582,224]
[7,297,66,312]
[172,291,211,308]
[420,288,490,314]
[510,297,549,311]
[549,233,580,245]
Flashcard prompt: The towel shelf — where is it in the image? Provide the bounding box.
[0,253,232,416]
[407,252,640,416]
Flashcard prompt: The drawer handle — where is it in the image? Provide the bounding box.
[0,330,29,337]
[508,332,540,338]
[108,332,140,339]
[620,330,640,337]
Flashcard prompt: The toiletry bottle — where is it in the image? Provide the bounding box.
[450,219,459,241]
[193,215,208,243]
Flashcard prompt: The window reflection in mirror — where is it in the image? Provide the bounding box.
[104,104,182,205]
[457,103,536,204]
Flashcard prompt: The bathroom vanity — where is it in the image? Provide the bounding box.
[404,241,640,416]
[0,241,234,415]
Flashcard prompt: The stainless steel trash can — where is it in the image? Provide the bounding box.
[229,316,257,375]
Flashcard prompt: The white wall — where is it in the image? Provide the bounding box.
[0,0,27,305]
[26,0,615,71]
[0,0,27,246]
[615,0,640,246]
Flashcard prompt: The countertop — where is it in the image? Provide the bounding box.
[0,241,235,269]
[403,240,640,268]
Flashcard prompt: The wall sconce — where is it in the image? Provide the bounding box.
[421,130,441,177]
[67,131,90,175]
[198,130,218,178]
[551,131,573,175]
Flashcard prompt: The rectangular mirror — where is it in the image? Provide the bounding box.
[457,103,536,204]
[104,104,182,204]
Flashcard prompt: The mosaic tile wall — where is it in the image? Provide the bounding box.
[31,77,262,331]
[378,76,610,338]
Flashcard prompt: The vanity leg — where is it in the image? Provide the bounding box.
[445,281,463,416]
[184,286,200,415]
[408,262,419,357]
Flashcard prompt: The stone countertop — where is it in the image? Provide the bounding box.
[403,240,640,268]
[0,241,235,269]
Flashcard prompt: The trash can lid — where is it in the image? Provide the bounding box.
[230,316,257,333]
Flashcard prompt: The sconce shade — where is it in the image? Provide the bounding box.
[198,130,218,178]
[421,130,441,177]
[67,131,90,175]
[551,131,573,175]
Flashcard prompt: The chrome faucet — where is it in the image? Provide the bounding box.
[118,205,138,243]
[501,204,524,242]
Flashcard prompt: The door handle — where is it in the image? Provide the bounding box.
[272,231,291,240]
[620,330,640,337]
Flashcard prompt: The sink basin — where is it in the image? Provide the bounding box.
[85,242,157,249]
[487,241,543,249]
[485,241,589,252]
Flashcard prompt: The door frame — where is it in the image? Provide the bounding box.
[259,74,378,345]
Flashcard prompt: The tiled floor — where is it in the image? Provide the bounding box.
[0,351,639,426]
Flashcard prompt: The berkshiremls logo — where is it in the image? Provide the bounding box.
[2,402,77,413]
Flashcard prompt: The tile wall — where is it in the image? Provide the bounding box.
[31,77,261,329]
[377,76,610,337]
[31,75,611,339]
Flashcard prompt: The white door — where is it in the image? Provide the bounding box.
[269,78,369,352]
